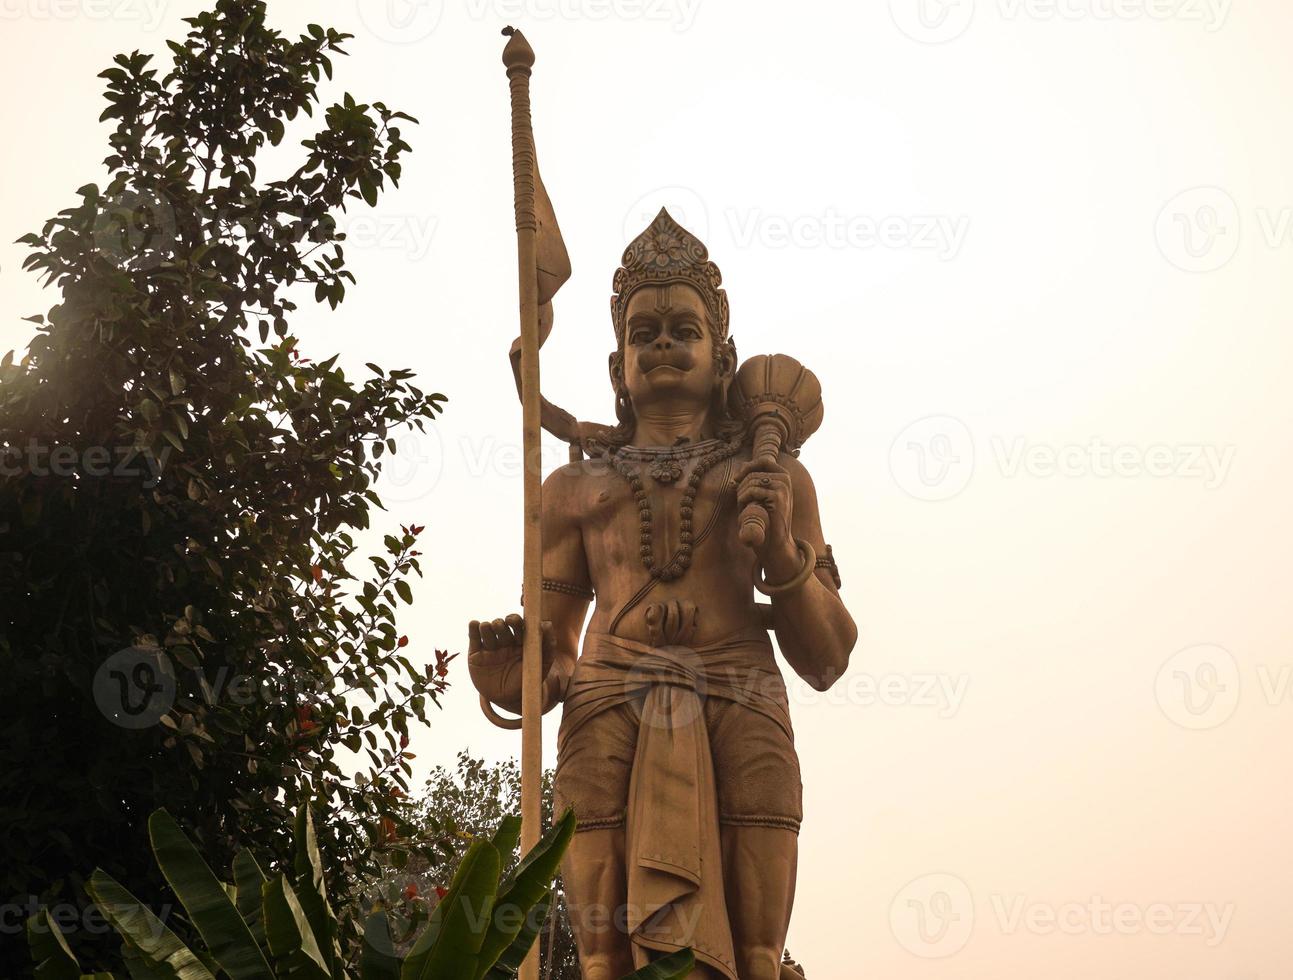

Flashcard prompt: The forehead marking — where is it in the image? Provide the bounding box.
[652,284,673,316]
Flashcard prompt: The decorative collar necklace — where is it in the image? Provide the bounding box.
[613,438,725,486]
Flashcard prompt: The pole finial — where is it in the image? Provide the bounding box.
[502,26,535,70]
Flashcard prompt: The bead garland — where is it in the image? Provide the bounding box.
[605,437,742,582]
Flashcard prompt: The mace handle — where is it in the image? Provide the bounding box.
[739,417,788,548]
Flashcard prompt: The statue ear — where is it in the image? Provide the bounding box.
[608,350,625,389]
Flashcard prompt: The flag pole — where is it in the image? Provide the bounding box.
[502,26,544,980]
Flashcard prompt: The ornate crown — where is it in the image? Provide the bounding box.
[610,208,730,346]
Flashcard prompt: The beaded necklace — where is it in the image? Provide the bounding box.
[605,437,743,582]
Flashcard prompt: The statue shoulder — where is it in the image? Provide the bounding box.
[542,458,603,521]
[779,452,820,498]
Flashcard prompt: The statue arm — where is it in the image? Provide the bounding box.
[764,456,857,690]
[467,464,590,714]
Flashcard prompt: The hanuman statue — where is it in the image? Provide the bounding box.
[469,209,857,980]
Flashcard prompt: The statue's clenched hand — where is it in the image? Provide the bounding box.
[734,459,801,580]
[467,614,560,714]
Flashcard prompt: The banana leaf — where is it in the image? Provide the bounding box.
[147,810,273,980]
[358,909,401,980]
[27,908,80,980]
[84,869,216,980]
[478,892,549,980]
[489,815,522,868]
[621,950,695,979]
[474,810,576,978]
[292,804,341,971]
[232,850,268,947]
[401,839,501,980]
[261,875,331,980]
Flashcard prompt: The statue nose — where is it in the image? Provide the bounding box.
[655,338,672,350]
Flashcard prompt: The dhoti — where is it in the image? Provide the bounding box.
[554,617,802,979]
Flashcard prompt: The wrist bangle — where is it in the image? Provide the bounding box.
[754,538,817,596]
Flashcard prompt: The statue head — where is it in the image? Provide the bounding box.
[607,209,739,444]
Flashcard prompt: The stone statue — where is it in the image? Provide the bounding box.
[469,209,857,980]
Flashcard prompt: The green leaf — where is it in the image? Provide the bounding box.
[260,876,330,980]
[292,804,340,970]
[401,840,500,980]
[358,910,401,980]
[478,893,548,980]
[488,815,521,863]
[84,869,216,980]
[474,810,575,978]
[357,172,378,207]
[231,850,268,947]
[26,909,80,980]
[394,580,412,605]
[147,810,273,979]
[619,950,696,979]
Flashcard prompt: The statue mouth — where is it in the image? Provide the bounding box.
[643,359,691,376]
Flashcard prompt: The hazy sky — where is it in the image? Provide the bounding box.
[3,1,1292,975]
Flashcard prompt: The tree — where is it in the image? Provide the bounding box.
[395,753,580,980]
[0,2,448,972]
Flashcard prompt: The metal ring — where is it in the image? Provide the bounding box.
[754,538,818,597]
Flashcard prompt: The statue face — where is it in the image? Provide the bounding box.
[621,283,718,410]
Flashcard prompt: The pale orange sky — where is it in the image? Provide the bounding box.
[3,1,1292,975]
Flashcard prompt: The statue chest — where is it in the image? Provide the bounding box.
[581,454,743,581]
